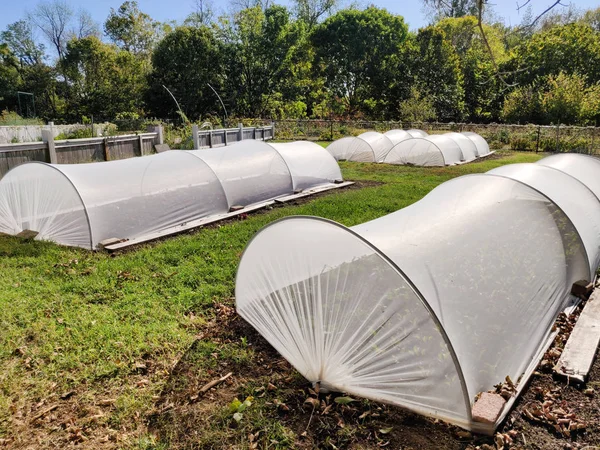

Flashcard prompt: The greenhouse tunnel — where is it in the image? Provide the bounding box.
[236,155,600,433]
[326,132,394,162]
[0,140,343,249]
[406,129,428,138]
[383,135,464,166]
[384,129,412,146]
[445,132,478,162]
[462,132,490,156]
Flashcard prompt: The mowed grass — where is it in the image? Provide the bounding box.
[0,151,543,448]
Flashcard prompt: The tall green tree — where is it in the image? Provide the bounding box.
[412,26,465,121]
[104,1,160,56]
[61,36,145,121]
[1,21,45,66]
[221,5,310,117]
[146,26,225,121]
[436,16,506,121]
[311,7,408,118]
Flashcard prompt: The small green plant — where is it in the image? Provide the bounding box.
[229,396,253,423]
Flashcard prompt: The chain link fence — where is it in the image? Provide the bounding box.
[271,120,600,155]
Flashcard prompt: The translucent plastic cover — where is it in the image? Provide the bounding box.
[0,163,91,248]
[268,141,342,191]
[445,132,478,161]
[488,163,600,277]
[0,140,344,249]
[537,153,600,201]
[190,141,293,207]
[383,129,412,146]
[356,132,394,162]
[236,217,470,426]
[462,132,490,156]
[407,129,428,138]
[236,172,589,431]
[384,136,462,166]
[326,133,393,162]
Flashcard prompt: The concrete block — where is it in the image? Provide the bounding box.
[472,392,506,424]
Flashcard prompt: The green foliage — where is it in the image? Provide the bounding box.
[502,72,600,125]
[146,26,224,121]
[398,87,436,122]
[104,1,160,56]
[0,109,43,125]
[61,36,146,122]
[413,26,465,121]
[312,7,408,118]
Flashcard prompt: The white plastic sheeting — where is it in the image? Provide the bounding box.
[326,132,393,162]
[269,141,342,191]
[488,163,600,277]
[383,135,464,166]
[407,129,428,138]
[445,132,478,161]
[0,140,342,249]
[537,153,600,201]
[462,132,490,156]
[237,157,598,432]
[383,129,412,146]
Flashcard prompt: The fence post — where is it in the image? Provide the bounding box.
[103,137,110,161]
[146,124,164,145]
[536,126,541,153]
[139,134,144,156]
[271,121,275,140]
[224,127,228,146]
[41,128,57,164]
[238,123,243,142]
[209,130,213,148]
[192,124,199,149]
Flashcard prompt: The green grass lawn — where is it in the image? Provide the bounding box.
[0,151,543,448]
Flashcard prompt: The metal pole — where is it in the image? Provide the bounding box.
[207,83,228,127]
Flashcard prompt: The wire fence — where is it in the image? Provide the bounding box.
[270,120,600,154]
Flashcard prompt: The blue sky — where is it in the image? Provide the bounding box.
[0,0,596,35]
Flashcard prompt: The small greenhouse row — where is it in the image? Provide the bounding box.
[0,140,343,249]
[236,153,600,433]
[326,130,491,165]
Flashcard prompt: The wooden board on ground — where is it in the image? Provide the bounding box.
[554,289,600,383]
[274,181,354,203]
[104,201,274,251]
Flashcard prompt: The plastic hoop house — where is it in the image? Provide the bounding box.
[326,132,394,162]
[0,141,342,249]
[383,135,464,166]
[236,154,599,433]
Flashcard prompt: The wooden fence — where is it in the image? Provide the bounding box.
[192,123,274,149]
[0,126,163,177]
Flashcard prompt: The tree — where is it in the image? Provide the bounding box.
[184,0,216,27]
[293,0,338,28]
[501,72,600,125]
[412,26,465,121]
[436,16,506,121]
[219,5,311,117]
[422,0,480,19]
[61,36,145,121]
[29,0,72,59]
[104,1,159,55]
[1,21,45,66]
[506,23,600,86]
[311,7,408,117]
[146,26,225,121]
[0,44,21,111]
[29,0,98,59]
